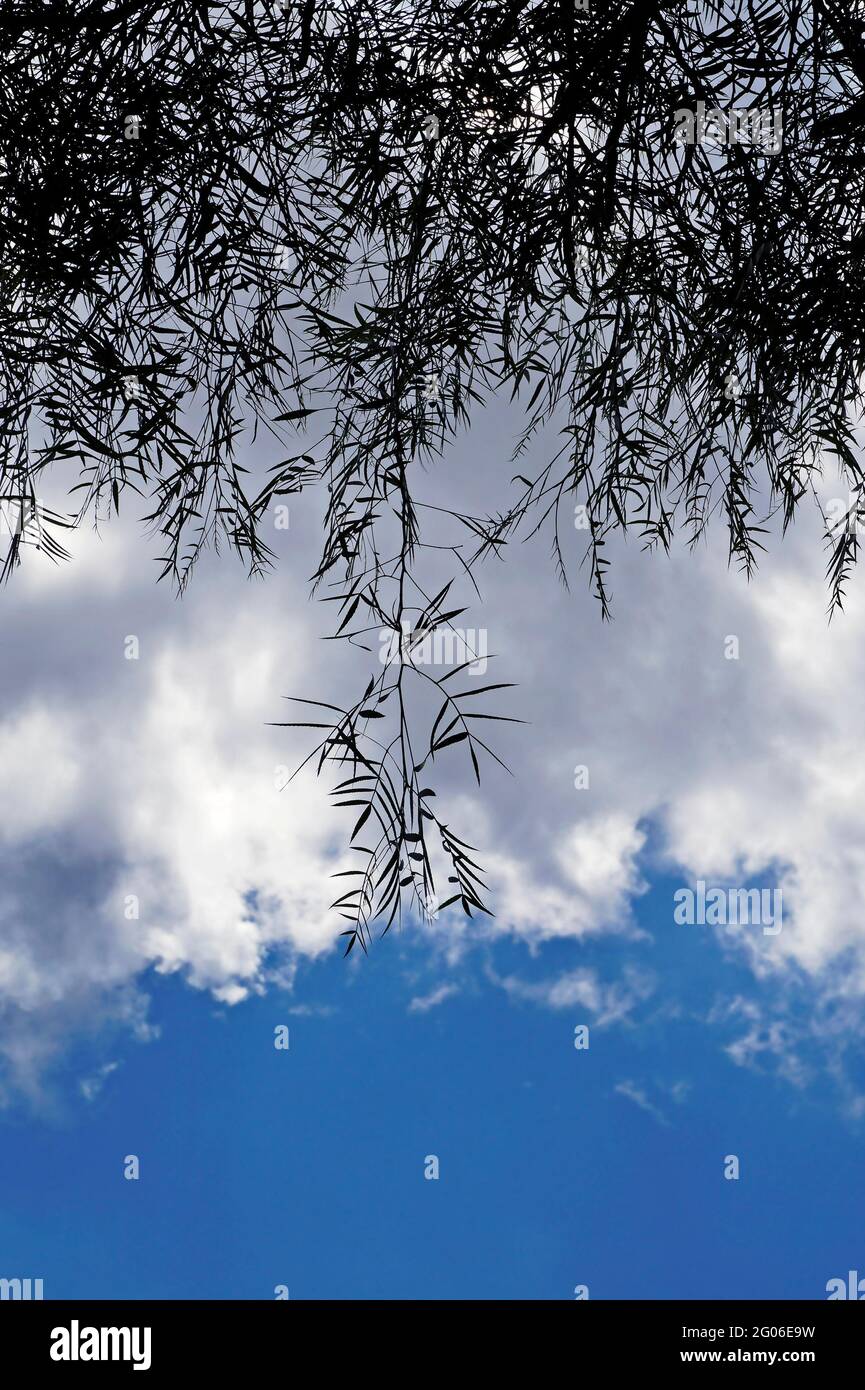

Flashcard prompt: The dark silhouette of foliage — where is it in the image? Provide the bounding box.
[2,0,864,950]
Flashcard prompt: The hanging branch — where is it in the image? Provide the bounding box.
[2,0,864,948]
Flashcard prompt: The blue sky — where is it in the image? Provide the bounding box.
[7,0,865,1307]
[3,867,863,1301]
[4,417,865,1301]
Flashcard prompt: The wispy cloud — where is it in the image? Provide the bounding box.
[487,963,655,1026]
[709,996,812,1089]
[408,983,460,1014]
[614,1080,669,1127]
[79,1061,120,1103]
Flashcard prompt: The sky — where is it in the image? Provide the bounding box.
[2,404,865,1298]
[2,881,864,1299]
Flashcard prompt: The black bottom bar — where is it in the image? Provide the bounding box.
[1,1299,858,1375]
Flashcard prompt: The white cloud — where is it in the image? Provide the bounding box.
[5,452,865,1097]
[0,598,344,1011]
[488,963,655,1026]
[0,706,81,841]
[408,983,460,1013]
[468,474,865,1017]
[614,1080,669,1127]
[480,812,647,944]
[79,1061,119,1102]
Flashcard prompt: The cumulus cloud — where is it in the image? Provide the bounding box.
[0,586,341,1012]
[481,812,648,944]
[469,465,865,1015]
[3,444,865,1098]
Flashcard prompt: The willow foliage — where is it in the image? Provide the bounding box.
[2,1,862,949]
